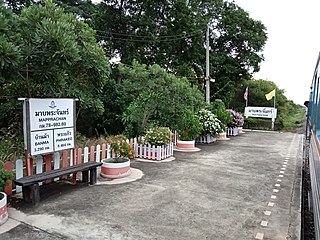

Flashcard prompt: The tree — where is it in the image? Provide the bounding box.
[92,0,267,104]
[0,0,111,136]
[119,60,205,136]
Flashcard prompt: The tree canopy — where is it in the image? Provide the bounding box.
[91,0,267,104]
[3,0,268,106]
[0,0,111,132]
[120,60,204,136]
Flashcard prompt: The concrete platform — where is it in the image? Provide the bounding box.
[0,131,302,240]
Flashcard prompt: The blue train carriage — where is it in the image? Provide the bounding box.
[303,52,320,240]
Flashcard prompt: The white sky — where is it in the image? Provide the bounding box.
[233,0,320,105]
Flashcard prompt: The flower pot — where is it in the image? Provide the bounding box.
[218,132,230,141]
[100,158,131,179]
[176,140,195,149]
[0,192,8,225]
[219,132,227,139]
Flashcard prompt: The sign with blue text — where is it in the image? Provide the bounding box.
[244,106,277,119]
[23,98,75,156]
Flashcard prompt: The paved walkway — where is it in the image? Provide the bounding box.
[0,131,302,240]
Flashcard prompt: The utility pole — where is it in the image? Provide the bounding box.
[205,24,210,104]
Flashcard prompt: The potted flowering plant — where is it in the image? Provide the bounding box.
[139,127,174,160]
[175,111,203,149]
[226,109,244,136]
[0,166,13,225]
[100,135,134,179]
[197,109,225,143]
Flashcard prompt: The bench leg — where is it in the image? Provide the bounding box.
[89,168,97,185]
[30,184,40,206]
[82,170,89,183]
[22,186,31,203]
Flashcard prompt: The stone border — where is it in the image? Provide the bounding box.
[173,147,201,152]
[96,168,144,185]
[217,137,230,141]
[134,156,176,163]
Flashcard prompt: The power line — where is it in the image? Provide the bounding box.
[96,34,200,43]
[95,30,204,43]
[95,29,204,40]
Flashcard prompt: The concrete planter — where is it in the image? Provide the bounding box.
[0,192,8,225]
[219,132,227,139]
[176,140,195,149]
[218,132,230,141]
[100,158,131,179]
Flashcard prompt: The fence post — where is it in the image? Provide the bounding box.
[139,143,142,158]
[96,145,101,162]
[69,149,73,166]
[134,138,138,158]
[72,149,77,184]
[53,152,60,181]
[77,148,82,164]
[90,146,95,162]
[101,144,106,160]
[35,155,43,186]
[151,145,155,160]
[25,151,33,176]
[156,146,161,160]
[15,159,23,193]
[44,154,53,184]
[61,150,69,179]
[107,144,111,159]
[4,162,13,196]
[84,147,89,163]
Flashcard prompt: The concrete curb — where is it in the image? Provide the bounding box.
[96,168,144,185]
[134,157,176,163]
[173,147,201,152]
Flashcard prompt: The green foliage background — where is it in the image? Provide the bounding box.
[0,0,306,164]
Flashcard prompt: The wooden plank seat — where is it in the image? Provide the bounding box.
[14,161,102,206]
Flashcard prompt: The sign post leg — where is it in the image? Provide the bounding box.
[271,118,275,131]
[25,150,33,176]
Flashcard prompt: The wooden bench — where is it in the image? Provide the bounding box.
[14,161,102,206]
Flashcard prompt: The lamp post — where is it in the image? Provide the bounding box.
[205,24,210,104]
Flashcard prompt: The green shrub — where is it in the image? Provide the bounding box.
[209,99,232,126]
[0,165,14,192]
[176,111,203,141]
[144,127,172,146]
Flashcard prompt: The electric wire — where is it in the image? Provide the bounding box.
[95,29,204,43]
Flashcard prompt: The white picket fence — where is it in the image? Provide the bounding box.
[196,134,217,144]
[134,141,174,160]
[13,145,111,193]
[12,139,175,193]
[226,127,239,136]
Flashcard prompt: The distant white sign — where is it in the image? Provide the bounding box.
[245,107,277,119]
[23,98,75,156]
